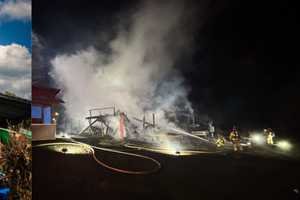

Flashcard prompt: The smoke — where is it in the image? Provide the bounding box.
[32,32,47,85]
[51,0,196,131]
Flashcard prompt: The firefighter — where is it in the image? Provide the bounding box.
[208,121,215,139]
[229,126,242,151]
[265,128,275,145]
[215,135,225,148]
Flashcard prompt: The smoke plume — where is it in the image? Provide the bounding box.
[51,0,196,131]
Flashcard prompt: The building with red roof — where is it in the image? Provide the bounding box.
[32,85,63,140]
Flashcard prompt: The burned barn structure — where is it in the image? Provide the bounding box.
[79,106,213,144]
[80,107,135,140]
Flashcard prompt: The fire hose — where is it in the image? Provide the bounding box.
[33,141,161,175]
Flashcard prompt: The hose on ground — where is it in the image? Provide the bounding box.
[33,141,161,175]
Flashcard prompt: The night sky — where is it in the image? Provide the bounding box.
[33,0,300,138]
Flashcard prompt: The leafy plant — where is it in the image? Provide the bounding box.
[0,123,32,200]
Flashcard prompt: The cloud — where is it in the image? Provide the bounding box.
[0,43,31,99]
[0,43,31,71]
[0,0,31,21]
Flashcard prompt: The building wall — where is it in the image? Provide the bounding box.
[32,124,56,141]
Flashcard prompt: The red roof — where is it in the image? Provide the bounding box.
[32,85,64,105]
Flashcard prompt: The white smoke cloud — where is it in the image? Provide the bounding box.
[51,1,194,130]
[32,31,49,84]
[0,43,31,99]
[0,0,31,21]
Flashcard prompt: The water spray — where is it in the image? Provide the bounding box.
[168,127,210,143]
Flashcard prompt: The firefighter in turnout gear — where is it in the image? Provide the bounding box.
[215,135,225,148]
[208,121,215,139]
[229,126,242,151]
[264,128,275,145]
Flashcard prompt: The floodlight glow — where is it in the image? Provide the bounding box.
[164,142,182,156]
[45,143,92,154]
[250,133,265,145]
[56,132,70,139]
[277,140,292,151]
[170,145,181,156]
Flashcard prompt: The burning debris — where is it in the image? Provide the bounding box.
[72,105,296,157]
[77,106,219,154]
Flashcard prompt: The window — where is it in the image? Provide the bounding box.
[43,107,52,124]
[32,106,42,119]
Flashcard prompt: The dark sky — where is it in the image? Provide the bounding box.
[33,0,300,138]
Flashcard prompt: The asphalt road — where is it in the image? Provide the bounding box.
[33,140,300,200]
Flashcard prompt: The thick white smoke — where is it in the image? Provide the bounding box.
[51,1,194,131]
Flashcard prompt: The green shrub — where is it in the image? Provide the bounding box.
[0,125,32,200]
